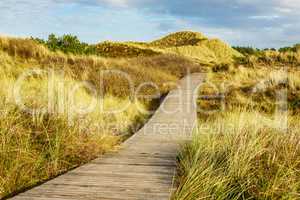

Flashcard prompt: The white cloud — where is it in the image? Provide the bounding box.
[98,0,130,7]
[275,7,293,13]
[249,15,281,20]
[278,0,300,9]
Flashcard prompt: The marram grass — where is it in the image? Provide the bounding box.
[173,110,300,200]
[0,71,148,198]
[0,36,203,198]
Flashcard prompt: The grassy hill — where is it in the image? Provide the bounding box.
[94,31,242,64]
[150,31,208,47]
[95,41,161,58]
[30,31,242,64]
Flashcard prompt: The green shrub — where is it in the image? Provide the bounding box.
[279,44,300,53]
[233,46,262,56]
[32,34,97,55]
[212,63,231,72]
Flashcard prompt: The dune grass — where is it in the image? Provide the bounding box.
[3,32,295,199]
[0,35,204,198]
[26,31,240,64]
[156,32,242,64]
[173,59,300,199]
[150,31,208,48]
[0,36,202,96]
[173,110,300,200]
[198,63,300,116]
[235,50,300,68]
[0,66,149,198]
[95,41,161,58]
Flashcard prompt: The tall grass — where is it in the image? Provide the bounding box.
[150,31,207,47]
[0,35,203,198]
[161,35,242,65]
[174,53,300,199]
[198,62,300,116]
[235,50,300,67]
[96,41,161,58]
[173,110,300,200]
[0,36,202,96]
[0,69,148,198]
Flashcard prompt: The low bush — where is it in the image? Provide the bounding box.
[233,46,262,56]
[32,34,97,55]
[212,63,231,72]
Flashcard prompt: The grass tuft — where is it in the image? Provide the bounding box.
[173,111,300,200]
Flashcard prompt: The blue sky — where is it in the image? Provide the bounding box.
[0,0,299,48]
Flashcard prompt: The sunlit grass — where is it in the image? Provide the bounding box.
[174,59,300,199]
[173,110,300,200]
[0,35,203,198]
[0,71,148,198]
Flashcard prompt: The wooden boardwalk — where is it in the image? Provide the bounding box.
[12,73,204,200]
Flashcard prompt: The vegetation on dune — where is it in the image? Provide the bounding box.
[154,32,242,64]
[150,31,208,47]
[32,34,161,58]
[0,35,203,198]
[173,48,300,199]
[233,46,262,56]
[199,64,300,115]
[0,36,201,97]
[279,43,300,53]
[233,44,300,67]
[28,31,241,64]
[0,50,148,198]
[173,111,300,200]
[32,34,97,55]
[95,41,161,58]
[150,31,242,64]
[235,50,300,68]
[201,39,242,63]
[164,45,216,64]
[234,44,300,57]
[0,36,49,59]
[1,31,300,199]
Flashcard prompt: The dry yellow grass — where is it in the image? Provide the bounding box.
[0,36,202,96]
[174,58,300,199]
[0,35,204,198]
[0,65,149,198]
[156,32,242,64]
[198,62,300,116]
[236,49,300,68]
[83,31,242,64]
[96,41,161,58]
[173,110,300,200]
[150,31,208,47]
[3,33,298,199]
